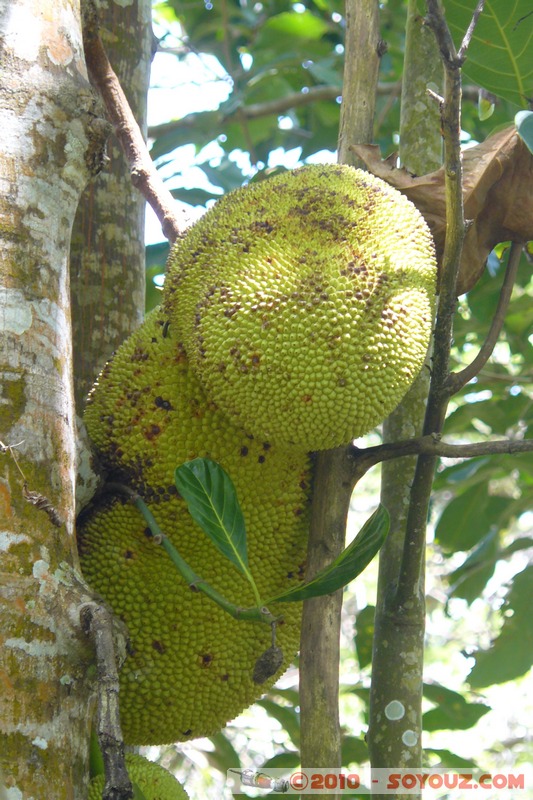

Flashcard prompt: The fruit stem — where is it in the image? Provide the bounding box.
[105,483,278,625]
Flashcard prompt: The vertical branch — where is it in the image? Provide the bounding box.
[71,0,153,409]
[299,1,380,794]
[337,0,381,166]
[367,0,442,789]
[368,3,485,796]
[82,603,132,800]
[399,0,443,174]
[396,0,468,606]
[299,448,358,787]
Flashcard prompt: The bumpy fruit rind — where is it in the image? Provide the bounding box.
[79,311,311,745]
[87,753,189,800]
[164,164,437,450]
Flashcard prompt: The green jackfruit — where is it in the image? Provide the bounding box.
[164,164,437,450]
[79,310,311,745]
[87,753,189,800]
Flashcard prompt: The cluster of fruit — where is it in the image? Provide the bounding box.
[79,165,436,761]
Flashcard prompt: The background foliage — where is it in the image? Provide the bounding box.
[142,0,532,796]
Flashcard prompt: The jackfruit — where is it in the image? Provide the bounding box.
[164,164,437,450]
[87,753,189,800]
[79,310,311,745]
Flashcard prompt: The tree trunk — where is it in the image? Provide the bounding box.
[299,2,380,797]
[0,1,102,795]
[71,0,152,411]
[367,2,442,794]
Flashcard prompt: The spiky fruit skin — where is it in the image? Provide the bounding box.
[88,753,189,799]
[164,164,437,450]
[79,310,311,745]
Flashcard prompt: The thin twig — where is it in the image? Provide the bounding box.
[81,603,132,800]
[446,242,523,395]
[394,0,477,608]
[0,439,26,476]
[1,439,62,526]
[82,0,190,243]
[458,0,486,62]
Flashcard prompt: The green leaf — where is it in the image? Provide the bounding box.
[150,110,222,160]
[306,56,343,87]
[478,91,495,120]
[256,699,300,748]
[435,483,509,551]
[262,751,301,770]
[447,529,499,602]
[132,782,149,800]
[468,565,533,687]
[445,393,533,435]
[174,458,249,576]
[433,456,492,487]
[422,682,490,731]
[130,491,272,623]
[205,731,242,772]
[262,11,330,41]
[354,605,375,669]
[198,156,247,193]
[447,0,533,107]
[89,731,104,778]
[341,736,369,766]
[145,264,164,314]
[268,506,389,603]
[501,536,533,557]
[146,241,170,269]
[516,109,533,153]
[346,686,371,706]
[170,186,221,207]
[424,749,480,769]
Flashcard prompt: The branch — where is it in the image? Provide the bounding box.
[367,2,443,782]
[81,603,132,800]
[446,242,523,395]
[146,83,485,149]
[147,83,406,141]
[350,434,533,473]
[457,0,486,62]
[394,0,482,608]
[82,1,190,243]
[299,2,382,791]
[243,85,342,119]
[425,0,459,65]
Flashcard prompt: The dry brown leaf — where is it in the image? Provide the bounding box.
[353,126,533,295]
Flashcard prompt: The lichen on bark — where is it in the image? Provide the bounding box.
[367,1,442,793]
[0,0,105,795]
[70,0,152,411]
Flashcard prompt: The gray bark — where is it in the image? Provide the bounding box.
[0,0,106,795]
[71,0,152,411]
[367,1,442,793]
